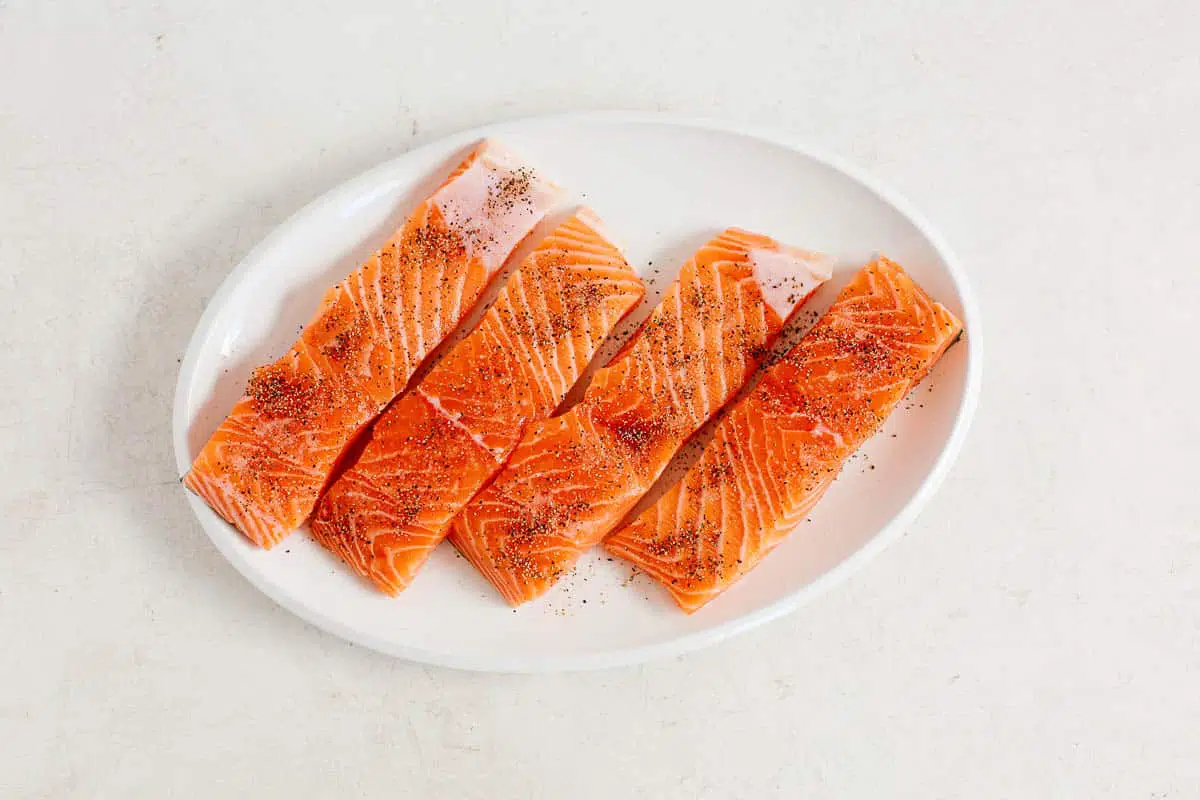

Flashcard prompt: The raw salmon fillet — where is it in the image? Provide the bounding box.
[184,141,561,548]
[449,228,833,605]
[308,209,646,593]
[605,257,963,612]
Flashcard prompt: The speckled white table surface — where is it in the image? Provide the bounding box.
[2,1,1197,796]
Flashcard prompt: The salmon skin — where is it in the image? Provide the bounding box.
[449,228,833,606]
[308,209,646,593]
[184,141,561,548]
[605,257,963,612]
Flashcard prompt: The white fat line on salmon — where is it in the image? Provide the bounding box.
[509,273,564,402]
[689,263,711,417]
[707,259,729,402]
[528,269,574,399]
[806,418,846,449]
[573,207,622,252]
[417,389,506,462]
[666,278,688,413]
[365,264,401,387]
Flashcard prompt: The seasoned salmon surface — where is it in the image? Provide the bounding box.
[606,257,963,612]
[185,141,561,547]
[310,210,645,592]
[450,228,833,605]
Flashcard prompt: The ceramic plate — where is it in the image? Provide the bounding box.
[173,112,982,672]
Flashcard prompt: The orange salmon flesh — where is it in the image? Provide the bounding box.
[605,257,963,612]
[185,141,561,547]
[309,209,645,593]
[449,228,833,606]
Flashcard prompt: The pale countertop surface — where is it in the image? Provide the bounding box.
[2,1,1197,797]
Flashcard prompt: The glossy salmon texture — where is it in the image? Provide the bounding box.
[309,210,645,593]
[449,228,833,606]
[184,141,561,547]
[605,257,963,612]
